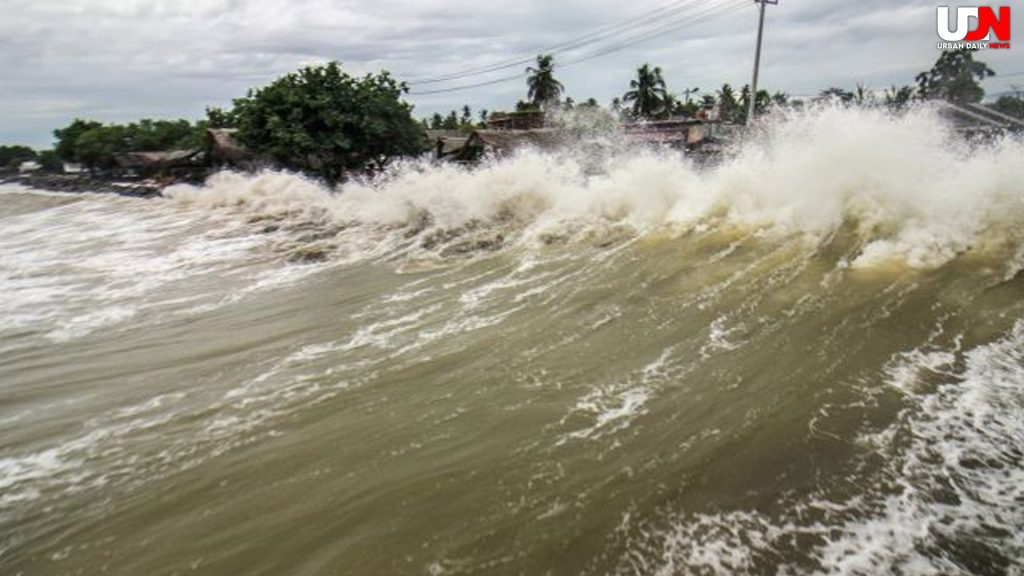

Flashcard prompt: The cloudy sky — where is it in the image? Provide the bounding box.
[1,0,1021,148]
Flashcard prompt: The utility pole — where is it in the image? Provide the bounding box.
[748,0,777,126]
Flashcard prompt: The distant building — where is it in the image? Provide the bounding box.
[113,149,204,178]
[426,130,469,161]
[206,129,254,168]
[461,129,564,159]
[485,111,545,131]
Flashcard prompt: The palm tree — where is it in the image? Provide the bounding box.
[854,83,874,107]
[526,54,564,109]
[623,64,669,120]
[717,83,739,123]
[884,85,915,111]
[739,84,772,121]
[818,87,855,105]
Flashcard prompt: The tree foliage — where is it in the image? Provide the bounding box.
[623,64,669,120]
[230,62,426,181]
[717,84,741,123]
[885,85,916,111]
[0,145,38,169]
[526,55,564,109]
[53,119,101,163]
[739,84,771,122]
[425,105,482,134]
[53,118,207,170]
[992,93,1024,119]
[37,150,64,172]
[916,49,994,105]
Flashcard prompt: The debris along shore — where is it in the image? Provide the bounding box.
[0,173,164,198]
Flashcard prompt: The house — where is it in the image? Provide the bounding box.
[453,129,565,161]
[485,111,546,131]
[621,118,718,150]
[937,101,1024,138]
[426,130,470,161]
[113,149,204,178]
[206,129,254,167]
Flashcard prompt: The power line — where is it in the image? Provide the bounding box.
[405,0,700,85]
[406,0,740,87]
[408,0,748,96]
[560,0,747,68]
[404,0,707,85]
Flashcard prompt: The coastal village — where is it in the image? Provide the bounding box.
[1,50,1022,195]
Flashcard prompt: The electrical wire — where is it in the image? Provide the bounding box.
[408,0,749,96]
[404,0,706,85]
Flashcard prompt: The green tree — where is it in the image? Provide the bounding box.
[52,118,208,171]
[206,107,237,129]
[818,87,855,105]
[124,119,199,151]
[885,85,916,111]
[53,119,102,162]
[37,150,64,173]
[916,49,995,105]
[717,84,740,123]
[515,100,540,113]
[0,145,37,169]
[73,124,128,171]
[526,54,564,109]
[739,85,771,122]
[853,83,875,107]
[230,61,427,181]
[623,64,669,120]
[992,91,1024,119]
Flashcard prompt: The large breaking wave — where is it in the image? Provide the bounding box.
[165,106,1024,271]
[2,105,1024,575]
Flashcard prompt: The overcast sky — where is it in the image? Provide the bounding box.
[1,0,1021,148]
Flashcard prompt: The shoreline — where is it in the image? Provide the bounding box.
[0,173,165,198]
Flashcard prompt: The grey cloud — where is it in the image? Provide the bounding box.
[0,0,1021,148]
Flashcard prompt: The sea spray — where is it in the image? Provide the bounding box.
[165,105,1024,270]
[2,105,1024,575]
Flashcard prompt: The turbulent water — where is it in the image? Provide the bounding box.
[2,107,1024,575]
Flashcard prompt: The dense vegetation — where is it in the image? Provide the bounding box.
[226,62,428,182]
[53,119,207,171]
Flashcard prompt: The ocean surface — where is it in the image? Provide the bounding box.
[2,107,1024,575]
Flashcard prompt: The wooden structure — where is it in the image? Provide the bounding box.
[113,149,204,178]
[485,111,546,131]
[206,129,254,167]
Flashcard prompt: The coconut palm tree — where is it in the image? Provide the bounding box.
[623,64,669,120]
[739,84,772,121]
[717,84,740,123]
[884,85,915,111]
[526,54,564,109]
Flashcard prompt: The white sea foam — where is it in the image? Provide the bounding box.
[560,347,678,444]
[617,322,1024,575]
[816,321,1024,574]
[164,106,1024,271]
[0,190,327,345]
